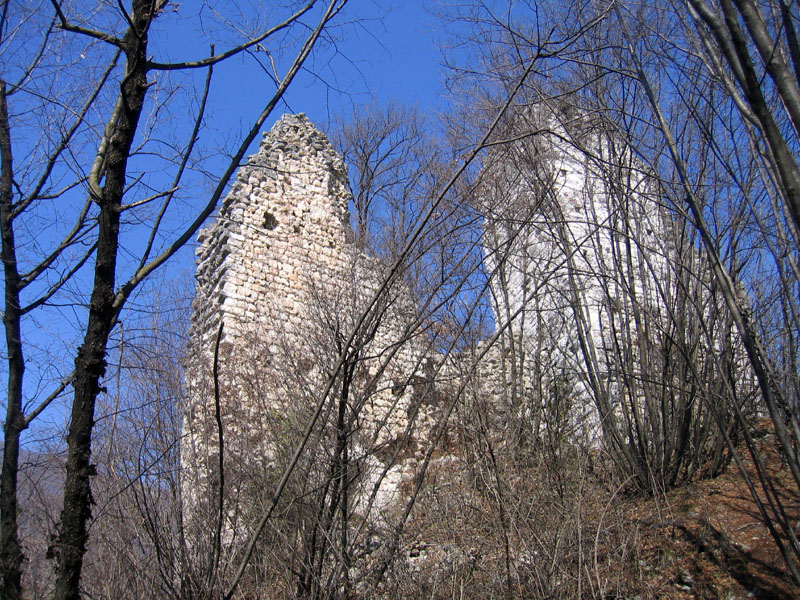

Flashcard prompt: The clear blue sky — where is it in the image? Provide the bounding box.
[284,1,448,122]
[177,2,448,136]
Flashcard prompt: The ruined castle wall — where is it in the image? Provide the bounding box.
[480,118,672,439]
[182,115,435,548]
[190,114,352,350]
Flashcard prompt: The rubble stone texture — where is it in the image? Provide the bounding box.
[181,115,434,549]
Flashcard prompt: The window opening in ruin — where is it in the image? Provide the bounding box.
[263,211,278,230]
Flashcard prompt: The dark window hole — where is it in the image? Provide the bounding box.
[264,212,278,230]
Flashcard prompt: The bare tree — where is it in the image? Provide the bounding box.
[441,0,800,584]
[332,101,438,256]
[0,1,350,598]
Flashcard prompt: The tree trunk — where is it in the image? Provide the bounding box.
[53,3,154,598]
[0,78,25,600]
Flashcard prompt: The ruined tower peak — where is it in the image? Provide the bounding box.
[190,112,355,344]
[250,113,346,179]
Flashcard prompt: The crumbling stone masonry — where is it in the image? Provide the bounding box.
[181,115,436,551]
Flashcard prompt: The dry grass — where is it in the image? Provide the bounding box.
[379,420,799,599]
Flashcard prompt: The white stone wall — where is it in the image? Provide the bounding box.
[181,115,436,551]
[480,115,672,438]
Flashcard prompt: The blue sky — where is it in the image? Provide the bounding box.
[285,1,449,121]
[161,2,448,136]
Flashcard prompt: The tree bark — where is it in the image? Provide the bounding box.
[53,3,155,598]
[0,78,25,600]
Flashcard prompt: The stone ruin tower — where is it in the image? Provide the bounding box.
[181,114,434,552]
[480,111,673,441]
[188,114,352,350]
